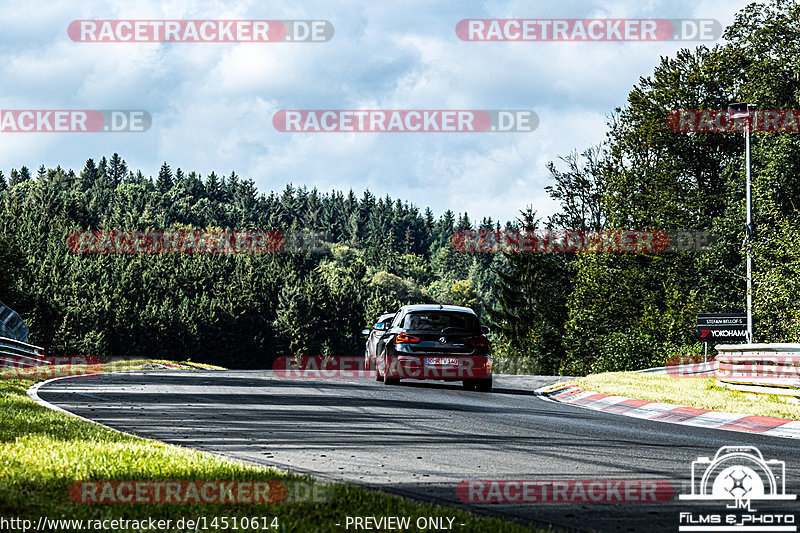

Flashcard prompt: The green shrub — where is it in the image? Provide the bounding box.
[592,332,665,373]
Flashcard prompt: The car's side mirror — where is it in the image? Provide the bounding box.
[361,328,371,336]
[481,325,489,334]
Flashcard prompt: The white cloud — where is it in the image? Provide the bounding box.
[0,0,755,222]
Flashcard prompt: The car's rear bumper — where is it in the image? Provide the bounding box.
[383,354,492,380]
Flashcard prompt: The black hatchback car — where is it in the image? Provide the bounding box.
[374,304,492,392]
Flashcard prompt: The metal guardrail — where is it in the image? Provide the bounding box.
[0,300,29,342]
[715,343,800,397]
[0,336,49,368]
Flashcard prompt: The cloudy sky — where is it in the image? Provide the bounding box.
[0,0,756,223]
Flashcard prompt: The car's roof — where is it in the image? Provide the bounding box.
[378,313,395,321]
[399,304,476,315]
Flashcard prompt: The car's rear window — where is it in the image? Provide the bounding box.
[402,312,480,332]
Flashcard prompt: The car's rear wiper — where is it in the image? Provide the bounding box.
[440,326,471,333]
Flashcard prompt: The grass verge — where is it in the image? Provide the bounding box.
[567,372,800,421]
[0,360,548,533]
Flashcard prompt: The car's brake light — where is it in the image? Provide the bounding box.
[466,335,490,347]
[394,333,421,344]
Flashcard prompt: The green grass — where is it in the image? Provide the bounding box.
[565,372,800,421]
[0,361,549,533]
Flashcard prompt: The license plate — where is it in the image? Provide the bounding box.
[426,357,459,365]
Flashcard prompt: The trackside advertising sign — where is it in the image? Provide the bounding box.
[697,313,747,343]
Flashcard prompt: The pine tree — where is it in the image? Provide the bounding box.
[64,169,77,190]
[8,169,25,187]
[0,171,6,192]
[346,210,360,245]
[486,208,572,374]
[403,227,414,254]
[108,153,128,187]
[433,210,456,250]
[205,171,221,201]
[456,212,472,231]
[344,190,358,217]
[126,170,147,185]
[81,158,99,189]
[156,162,174,193]
[97,157,108,181]
[223,172,239,203]
[183,171,205,198]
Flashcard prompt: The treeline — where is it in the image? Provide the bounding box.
[0,158,510,368]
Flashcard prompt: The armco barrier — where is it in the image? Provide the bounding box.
[715,343,800,397]
[0,336,49,368]
[0,299,29,341]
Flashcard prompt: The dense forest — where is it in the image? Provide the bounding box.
[0,157,512,368]
[2,1,799,374]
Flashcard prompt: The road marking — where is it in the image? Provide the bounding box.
[543,386,799,439]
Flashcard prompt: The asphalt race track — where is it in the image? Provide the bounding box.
[35,371,800,532]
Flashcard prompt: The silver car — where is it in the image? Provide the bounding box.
[362,312,396,371]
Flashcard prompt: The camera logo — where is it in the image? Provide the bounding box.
[680,446,794,508]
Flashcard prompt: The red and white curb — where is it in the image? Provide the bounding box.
[540,386,800,439]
